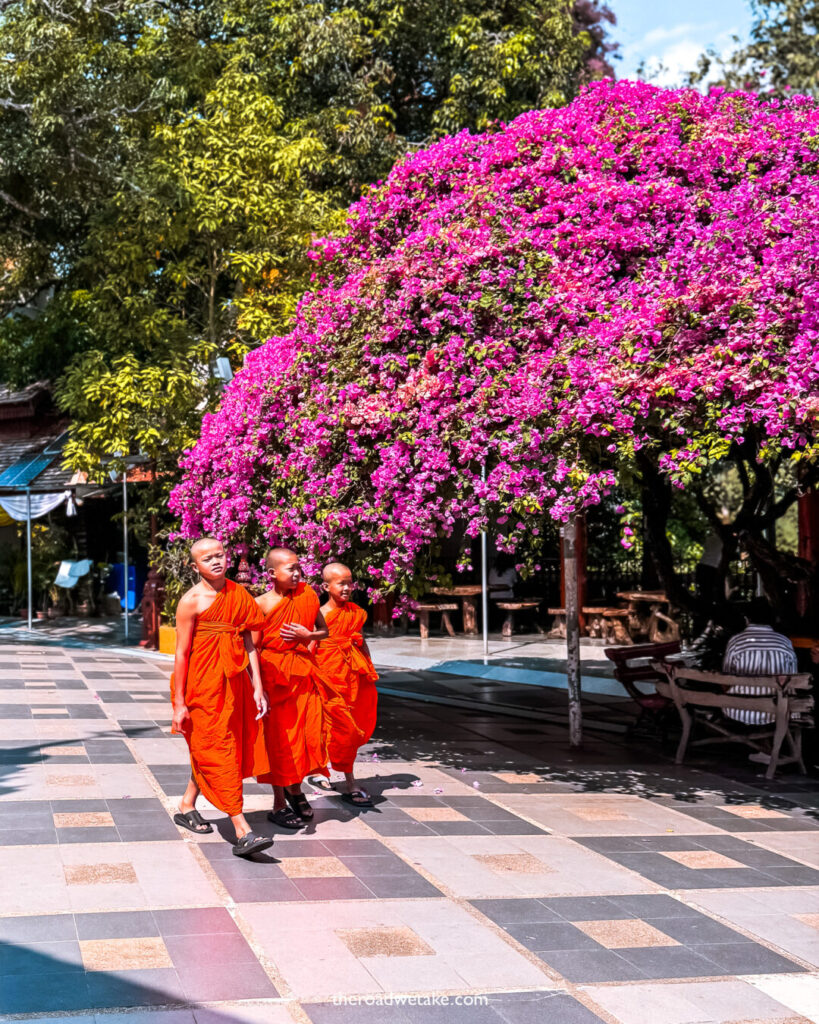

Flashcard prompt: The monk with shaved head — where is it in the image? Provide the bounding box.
[170,537,273,858]
[314,562,379,806]
[252,548,361,826]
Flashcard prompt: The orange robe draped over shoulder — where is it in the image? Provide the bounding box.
[171,579,265,817]
[315,602,379,773]
[255,583,361,788]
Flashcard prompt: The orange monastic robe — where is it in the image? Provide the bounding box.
[171,580,266,817]
[255,583,362,787]
[315,602,379,773]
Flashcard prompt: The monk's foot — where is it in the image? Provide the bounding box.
[268,807,304,829]
[174,809,213,834]
[341,789,372,808]
[232,832,274,858]
[285,790,314,821]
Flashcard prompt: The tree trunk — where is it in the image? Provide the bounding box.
[563,516,583,749]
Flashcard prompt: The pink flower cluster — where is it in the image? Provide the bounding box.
[170,81,819,600]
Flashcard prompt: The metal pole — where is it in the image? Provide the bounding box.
[123,475,129,642]
[481,464,489,659]
[563,515,583,748]
[26,489,32,631]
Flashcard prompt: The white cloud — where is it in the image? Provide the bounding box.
[619,20,743,87]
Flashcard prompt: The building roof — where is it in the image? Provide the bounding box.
[0,430,75,494]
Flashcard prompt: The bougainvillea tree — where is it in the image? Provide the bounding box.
[171,80,819,609]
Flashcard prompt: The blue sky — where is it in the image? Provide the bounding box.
[612,0,753,85]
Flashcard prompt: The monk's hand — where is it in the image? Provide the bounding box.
[280,622,312,644]
[254,686,268,720]
[172,702,191,733]
[811,645,819,665]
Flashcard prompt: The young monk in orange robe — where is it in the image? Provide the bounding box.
[252,548,362,826]
[314,562,379,807]
[171,537,273,857]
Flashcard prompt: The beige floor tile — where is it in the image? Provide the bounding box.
[661,850,745,870]
[337,926,433,957]
[472,853,551,874]
[721,804,788,820]
[493,772,547,784]
[81,936,172,971]
[388,834,658,898]
[576,918,678,949]
[794,913,819,930]
[497,793,723,836]
[54,812,115,828]
[405,806,469,822]
[65,862,138,885]
[280,856,354,878]
[749,976,819,1024]
[585,980,805,1024]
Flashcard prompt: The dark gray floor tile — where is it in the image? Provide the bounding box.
[303,1003,413,1024]
[0,972,92,1013]
[295,877,375,900]
[539,948,645,982]
[654,916,751,946]
[0,939,83,975]
[365,819,437,836]
[85,967,186,1008]
[620,945,729,979]
[222,878,304,902]
[506,921,601,952]
[761,865,819,884]
[164,930,257,965]
[429,821,492,836]
[362,874,441,898]
[339,855,418,876]
[74,910,159,940]
[0,914,77,942]
[403,1002,503,1024]
[472,898,561,925]
[57,826,121,844]
[484,820,548,835]
[544,896,631,922]
[154,907,237,935]
[491,992,606,1024]
[176,958,277,1001]
[322,838,402,856]
[610,894,704,919]
[697,942,804,974]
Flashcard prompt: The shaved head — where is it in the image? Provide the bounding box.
[265,546,298,568]
[190,536,223,560]
[322,562,351,582]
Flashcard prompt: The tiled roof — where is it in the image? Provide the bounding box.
[0,430,73,493]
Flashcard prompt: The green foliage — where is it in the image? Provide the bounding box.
[690,0,819,96]
[148,536,196,624]
[1,0,615,529]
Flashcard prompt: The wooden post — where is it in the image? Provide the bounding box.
[563,516,583,749]
[797,488,819,621]
[560,513,587,634]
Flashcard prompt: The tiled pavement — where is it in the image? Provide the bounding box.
[0,644,818,1023]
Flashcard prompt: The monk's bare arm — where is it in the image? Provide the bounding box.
[172,595,196,731]
[243,633,268,718]
[280,609,329,645]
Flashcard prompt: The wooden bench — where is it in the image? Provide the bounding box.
[604,641,679,736]
[547,607,566,640]
[583,606,616,640]
[414,602,458,639]
[603,608,632,645]
[495,600,542,638]
[652,663,815,779]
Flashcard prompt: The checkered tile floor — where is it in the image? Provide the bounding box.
[0,642,817,1024]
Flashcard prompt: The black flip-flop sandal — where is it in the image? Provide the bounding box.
[267,807,304,829]
[173,810,213,834]
[232,832,274,858]
[341,790,373,808]
[285,790,314,820]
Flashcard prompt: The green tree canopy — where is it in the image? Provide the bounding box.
[0,0,616,526]
[691,0,819,97]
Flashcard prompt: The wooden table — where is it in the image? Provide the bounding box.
[790,636,819,650]
[431,585,502,635]
[617,591,680,643]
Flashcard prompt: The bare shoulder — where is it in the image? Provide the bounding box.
[255,589,275,614]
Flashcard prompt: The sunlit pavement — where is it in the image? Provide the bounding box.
[0,641,818,1024]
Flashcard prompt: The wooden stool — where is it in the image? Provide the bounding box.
[547,607,566,640]
[495,600,541,638]
[415,602,458,639]
[603,608,632,645]
[582,607,610,639]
